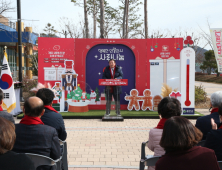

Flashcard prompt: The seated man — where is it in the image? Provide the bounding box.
[13,97,60,161]
[0,89,15,123]
[36,88,67,141]
[195,91,222,140]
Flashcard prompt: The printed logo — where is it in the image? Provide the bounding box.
[53,45,60,51]
[162,45,169,51]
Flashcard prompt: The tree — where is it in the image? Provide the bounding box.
[125,0,129,38]
[74,86,83,101]
[41,23,57,37]
[86,93,91,99]
[95,87,100,101]
[29,54,38,76]
[122,0,126,38]
[93,0,96,38]
[115,0,143,38]
[99,0,104,38]
[200,50,218,76]
[71,0,89,38]
[0,0,14,15]
[58,17,84,38]
[70,91,75,98]
[100,2,117,38]
[144,0,148,39]
[84,0,89,38]
[87,0,117,38]
[198,19,213,50]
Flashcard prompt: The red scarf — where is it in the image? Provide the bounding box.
[219,125,222,129]
[20,115,44,125]
[44,105,58,113]
[156,118,168,129]
[109,66,116,93]
[211,108,219,114]
[0,106,3,111]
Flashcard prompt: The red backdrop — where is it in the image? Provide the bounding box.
[38,38,183,109]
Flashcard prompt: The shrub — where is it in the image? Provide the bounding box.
[22,76,38,94]
[195,85,207,103]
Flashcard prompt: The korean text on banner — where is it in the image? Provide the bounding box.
[210,28,222,73]
[0,51,16,113]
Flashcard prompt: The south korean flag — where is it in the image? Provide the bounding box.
[0,50,16,113]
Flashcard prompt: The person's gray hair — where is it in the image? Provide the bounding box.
[211,91,222,108]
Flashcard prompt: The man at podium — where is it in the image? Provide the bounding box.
[102,59,123,116]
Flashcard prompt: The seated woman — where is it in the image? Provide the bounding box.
[147,97,181,170]
[0,117,35,170]
[204,103,222,161]
[156,116,220,170]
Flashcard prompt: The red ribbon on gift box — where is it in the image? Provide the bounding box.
[170,92,181,98]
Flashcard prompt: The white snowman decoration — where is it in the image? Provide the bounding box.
[90,90,97,103]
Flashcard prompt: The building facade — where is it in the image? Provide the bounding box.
[0,15,38,80]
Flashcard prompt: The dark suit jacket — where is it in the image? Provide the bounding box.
[155,146,220,170]
[102,65,123,94]
[41,108,67,141]
[12,124,61,160]
[0,151,35,170]
[0,111,15,124]
[205,129,222,161]
[195,112,220,140]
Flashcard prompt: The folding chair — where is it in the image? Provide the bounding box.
[59,139,68,170]
[139,141,161,170]
[25,153,60,170]
[218,161,222,170]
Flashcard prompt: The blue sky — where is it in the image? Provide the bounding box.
[4,0,222,49]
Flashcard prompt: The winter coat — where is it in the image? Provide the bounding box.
[147,128,165,170]
[102,65,123,94]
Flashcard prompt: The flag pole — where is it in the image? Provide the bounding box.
[4,46,7,57]
[17,0,23,101]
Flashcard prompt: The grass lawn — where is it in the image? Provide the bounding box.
[17,110,203,118]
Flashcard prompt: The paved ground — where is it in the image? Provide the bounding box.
[15,118,197,169]
[195,81,222,97]
[195,81,222,115]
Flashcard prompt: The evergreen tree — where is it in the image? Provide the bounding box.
[200,50,218,76]
[74,86,83,100]
[70,91,75,98]
[86,93,91,99]
[41,23,57,37]
[95,87,100,101]
[115,0,143,38]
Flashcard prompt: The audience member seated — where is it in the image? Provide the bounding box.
[204,104,222,161]
[36,88,67,141]
[0,89,14,123]
[12,97,61,169]
[0,117,35,170]
[155,116,220,170]
[147,97,181,170]
[195,91,222,140]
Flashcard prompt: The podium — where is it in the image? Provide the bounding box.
[99,79,128,121]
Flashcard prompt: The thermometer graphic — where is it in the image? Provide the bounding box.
[185,59,191,106]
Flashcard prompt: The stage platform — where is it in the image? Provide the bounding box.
[17,110,203,119]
